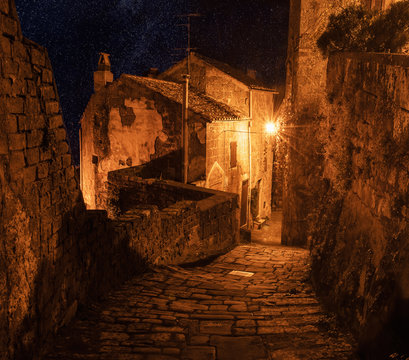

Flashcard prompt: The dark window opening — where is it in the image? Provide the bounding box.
[92,155,98,165]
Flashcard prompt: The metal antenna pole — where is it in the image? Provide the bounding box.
[187,14,190,74]
[177,12,200,183]
[182,73,190,184]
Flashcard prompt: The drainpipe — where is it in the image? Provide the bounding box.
[248,89,253,230]
[182,74,190,184]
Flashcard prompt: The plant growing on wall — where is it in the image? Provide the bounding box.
[317,5,374,56]
[367,0,409,53]
[317,1,409,56]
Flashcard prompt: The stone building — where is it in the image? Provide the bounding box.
[80,53,278,228]
[283,0,409,356]
[161,52,279,225]
[282,0,405,246]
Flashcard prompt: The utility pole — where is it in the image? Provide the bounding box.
[177,13,200,183]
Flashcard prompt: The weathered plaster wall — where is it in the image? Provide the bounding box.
[108,170,240,265]
[206,121,249,223]
[250,90,275,220]
[310,52,409,358]
[201,84,274,222]
[80,75,206,209]
[205,118,273,225]
[162,55,275,223]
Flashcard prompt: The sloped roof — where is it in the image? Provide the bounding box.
[191,52,275,90]
[122,75,246,121]
[162,52,277,92]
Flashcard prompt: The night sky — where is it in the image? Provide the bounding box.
[15,0,289,164]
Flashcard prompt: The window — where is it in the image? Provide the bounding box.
[230,141,237,168]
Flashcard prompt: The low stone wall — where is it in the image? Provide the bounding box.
[309,52,409,357]
[108,169,240,265]
[109,166,211,212]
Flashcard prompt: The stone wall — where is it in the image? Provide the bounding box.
[108,169,240,265]
[160,55,251,116]
[283,0,406,238]
[108,166,212,212]
[282,0,359,246]
[308,52,409,358]
[0,2,147,358]
[283,1,409,355]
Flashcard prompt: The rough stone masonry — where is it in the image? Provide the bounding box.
[0,1,240,358]
[282,0,409,357]
[0,1,144,358]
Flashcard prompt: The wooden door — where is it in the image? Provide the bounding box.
[240,180,249,227]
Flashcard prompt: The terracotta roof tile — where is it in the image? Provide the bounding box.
[122,75,246,121]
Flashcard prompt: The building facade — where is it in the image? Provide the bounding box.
[80,53,277,227]
[161,53,278,226]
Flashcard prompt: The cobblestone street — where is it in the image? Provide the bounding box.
[46,232,358,360]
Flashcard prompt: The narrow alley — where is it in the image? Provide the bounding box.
[45,219,357,360]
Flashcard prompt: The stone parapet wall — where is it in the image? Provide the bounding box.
[108,169,240,265]
[108,167,212,212]
[310,52,409,357]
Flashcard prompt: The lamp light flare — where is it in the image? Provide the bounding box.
[265,122,278,135]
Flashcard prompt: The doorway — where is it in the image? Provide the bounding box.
[240,179,249,227]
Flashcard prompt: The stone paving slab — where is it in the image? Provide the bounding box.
[45,244,358,359]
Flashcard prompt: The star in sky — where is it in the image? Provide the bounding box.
[15,0,289,163]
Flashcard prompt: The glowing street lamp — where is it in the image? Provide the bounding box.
[265,122,279,135]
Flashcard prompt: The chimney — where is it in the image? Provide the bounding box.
[94,53,113,92]
[246,68,257,80]
[147,68,159,78]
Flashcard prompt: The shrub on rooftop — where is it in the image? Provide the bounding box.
[317,1,409,56]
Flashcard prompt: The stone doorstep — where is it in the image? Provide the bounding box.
[253,217,267,229]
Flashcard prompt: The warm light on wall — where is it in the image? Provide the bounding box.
[265,122,278,135]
